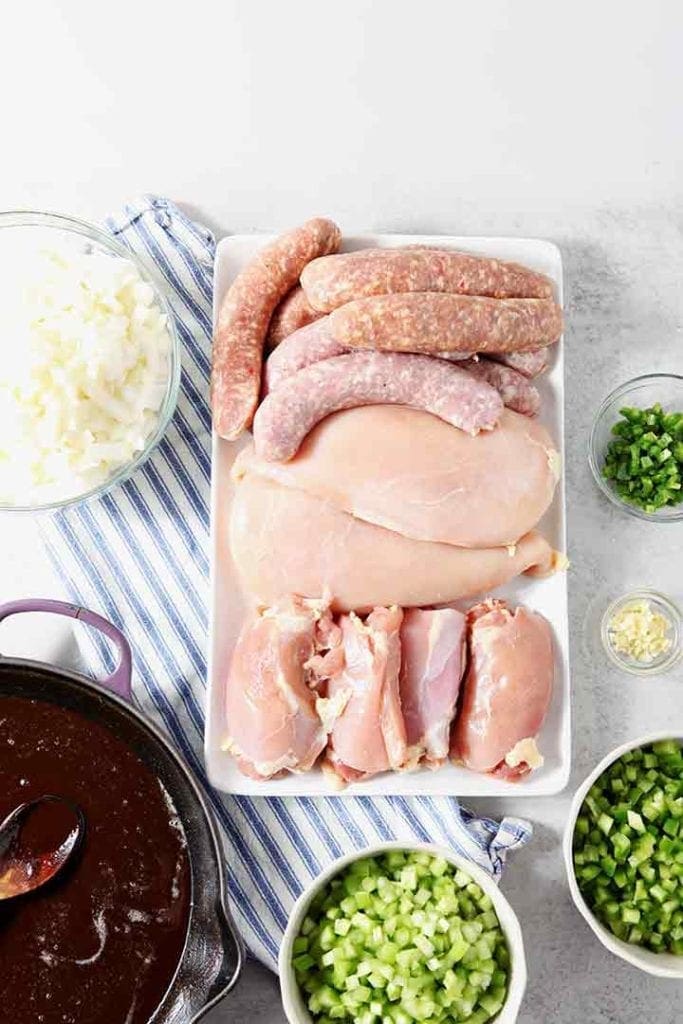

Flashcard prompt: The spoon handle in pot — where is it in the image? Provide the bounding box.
[0,599,133,701]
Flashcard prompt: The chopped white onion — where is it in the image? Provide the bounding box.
[0,249,172,506]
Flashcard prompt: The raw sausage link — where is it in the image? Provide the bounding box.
[211,217,341,440]
[460,358,540,417]
[253,351,504,461]
[327,293,563,354]
[266,285,323,349]
[264,320,473,396]
[491,347,549,378]
[262,319,346,395]
[301,248,554,311]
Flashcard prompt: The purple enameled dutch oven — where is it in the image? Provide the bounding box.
[0,599,243,1023]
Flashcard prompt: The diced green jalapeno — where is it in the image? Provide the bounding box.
[573,741,683,955]
[602,403,683,510]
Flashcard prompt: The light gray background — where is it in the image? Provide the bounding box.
[1,3,682,1021]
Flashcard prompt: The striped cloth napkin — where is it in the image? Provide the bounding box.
[42,195,532,970]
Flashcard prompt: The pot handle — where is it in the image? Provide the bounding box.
[189,899,244,1023]
[0,599,133,701]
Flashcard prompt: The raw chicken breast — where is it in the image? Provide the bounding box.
[229,472,562,612]
[450,599,554,778]
[326,606,406,781]
[233,405,559,547]
[399,608,466,768]
[222,595,343,779]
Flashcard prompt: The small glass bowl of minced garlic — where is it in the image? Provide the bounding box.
[601,590,682,675]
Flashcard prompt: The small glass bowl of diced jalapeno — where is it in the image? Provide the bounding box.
[564,734,683,978]
[589,374,683,521]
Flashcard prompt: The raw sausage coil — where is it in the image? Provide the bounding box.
[262,319,345,396]
[492,347,549,378]
[253,351,504,461]
[327,293,563,355]
[263,323,539,416]
[266,285,323,349]
[302,247,554,311]
[211,217,341,440]
[460,358,540,417]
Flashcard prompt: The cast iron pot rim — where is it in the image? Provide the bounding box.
[0,653,245,1022]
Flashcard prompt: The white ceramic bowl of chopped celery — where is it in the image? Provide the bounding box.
[564,733,683,978]
[279,842,527,1024]
[0,210,180,512]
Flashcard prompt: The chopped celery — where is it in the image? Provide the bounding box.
[293,851,509,1022]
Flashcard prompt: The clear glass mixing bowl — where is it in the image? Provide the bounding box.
[0,210,181,514]
[588,373,683,522]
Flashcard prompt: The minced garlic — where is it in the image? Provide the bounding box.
[608,599,672,664]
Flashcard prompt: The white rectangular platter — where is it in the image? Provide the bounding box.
[206,233,570,797]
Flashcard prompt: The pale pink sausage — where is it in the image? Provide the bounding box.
[460,358,540,417]
[262,319,346,395]
[211,217,341,440]
[253,351,504,462]
[266,285,323,350]
[301,248,554,311]
[263,320,472,396]
[491,347,550,378]
[327,293,563,355]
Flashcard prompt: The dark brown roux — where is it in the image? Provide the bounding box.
[0,696,191,1024]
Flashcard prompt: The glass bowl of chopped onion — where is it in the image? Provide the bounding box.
[0,210,181,513]
[601,589,681,676]
[589,373,683,522]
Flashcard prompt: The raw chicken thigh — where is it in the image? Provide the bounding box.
[222,595,343,779]
[399,608,467,768]
[233,405,559,548]
[229,472,561,613]
[326,606,406,781]
[450,599,554,778]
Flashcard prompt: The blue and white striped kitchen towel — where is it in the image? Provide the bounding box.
[42,195,532,970]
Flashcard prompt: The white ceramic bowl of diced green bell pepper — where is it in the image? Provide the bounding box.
[279,842,527,1024]
[564,733,683,978]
